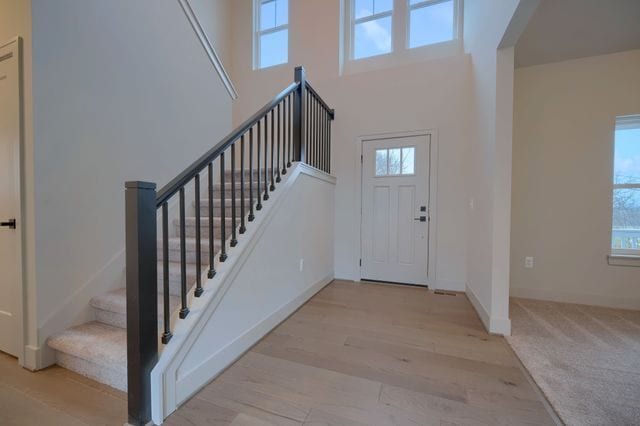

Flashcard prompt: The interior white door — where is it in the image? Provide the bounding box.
[361,134,430,286]
[0,40,22,357]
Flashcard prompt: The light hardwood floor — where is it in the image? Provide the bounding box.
[0,280,555,425]
[166,280,555,425]
[0,352,126,425]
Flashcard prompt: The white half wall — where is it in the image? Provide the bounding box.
[30,0,233,367]
[150,164,335,423]
[511,49,640,310]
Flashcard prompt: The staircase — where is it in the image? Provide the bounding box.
[46,66,334,425]
[46,174,262,392]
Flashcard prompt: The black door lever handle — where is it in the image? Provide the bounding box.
[1,219,16,229]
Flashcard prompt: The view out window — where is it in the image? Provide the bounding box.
[408,0,456,48]
[375,147,415,176]
[255,0,288,69]
[352,0,393,59]
[612,115,640,254]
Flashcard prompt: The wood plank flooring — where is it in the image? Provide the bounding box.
[0,280,554,425]
[166,280,555,425]
[0,351,126,425]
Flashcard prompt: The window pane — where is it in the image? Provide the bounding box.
[375,149,388,176]
[409,0,455,48]
[388,148,401,175]
[355,0,374,19]
[260,29,288,68]
[275,0,288,26]
[374,0,393,14]
[612,188,640,250]
[260,0,276,31]
[354,16,392,59]
[401,147,415,174]
[614,128,640,185]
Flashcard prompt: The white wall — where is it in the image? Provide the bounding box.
[511,49,640,309]
[151,164,335,423]
[463,0,522,334]
[30,0,233,367]
[229,0,471,291]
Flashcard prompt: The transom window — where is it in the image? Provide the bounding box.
[408,0,456,49]
[375,147,415,176]
[611,115,640,255]
[352,0,394,60]
[254,0,289,69]
[347,0,460,62]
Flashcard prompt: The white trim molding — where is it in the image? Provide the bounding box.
[466,284,511,336]
[178,0,238,100]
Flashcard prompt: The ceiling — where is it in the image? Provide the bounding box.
[515,0,640,68]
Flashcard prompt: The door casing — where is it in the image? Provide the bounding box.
[0,37,25,362]
[357,130,438,286]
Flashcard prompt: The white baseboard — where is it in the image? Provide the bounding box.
[510,286,640,310]
[465,284,511,336]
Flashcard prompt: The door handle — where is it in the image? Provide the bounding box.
[414,216,427,222]
[1,219,16,229]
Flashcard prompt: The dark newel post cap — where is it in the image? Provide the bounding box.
[125,181,156,190]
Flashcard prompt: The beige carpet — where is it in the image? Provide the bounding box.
[507,298,640,426]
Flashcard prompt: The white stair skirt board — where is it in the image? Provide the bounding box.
[151,163,336,424]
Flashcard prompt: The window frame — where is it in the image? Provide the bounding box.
[610,115,640,257]
[254,0,289,70]
[342,0,463,75]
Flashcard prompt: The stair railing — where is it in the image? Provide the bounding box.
[124,66,334,425]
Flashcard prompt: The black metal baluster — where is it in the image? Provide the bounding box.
[248,127,255,221]
[207,163,215,278]
[317,99,320,170]
[306,91,310,164]
[328,111,333,173]
[194,174,203,297]
[219,153,228,262]
[270,109,275,191]
[287,94,292,167]
[276,103,281,183]
[179,188,189,319]
[264,115,270,200]
[230,144,238,247]
[282,97,288,174]
[322,109,326,172]
[257,121,263,209]
[161,202,172,344]
[240,135,247,233]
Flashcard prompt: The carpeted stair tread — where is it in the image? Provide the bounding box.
[47,322,126,372]
[90,288,180,315]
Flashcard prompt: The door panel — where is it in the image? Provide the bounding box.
[361,134,430,286]
[0,41,22,357]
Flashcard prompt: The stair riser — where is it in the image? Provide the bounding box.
[159,246,215,264]
[56,352,127,392]
[174,222,245,239]
[193,202,255,217]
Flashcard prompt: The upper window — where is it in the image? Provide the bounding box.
[346,0,460,63]
[408,0,456,48]
[254,0,289,69]
[352,0,394,60]
[611,115,640,255]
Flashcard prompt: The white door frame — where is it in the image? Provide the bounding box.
[357,129,438,286]
[0,37,25,363]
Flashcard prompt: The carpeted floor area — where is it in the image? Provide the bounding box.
[507,298,640,426]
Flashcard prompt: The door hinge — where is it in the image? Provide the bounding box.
[359,259,362,266]
[360,154,363,164]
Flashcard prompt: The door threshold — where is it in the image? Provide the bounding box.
[360,279,429,289]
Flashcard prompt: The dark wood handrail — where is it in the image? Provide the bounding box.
[156,82,300,206]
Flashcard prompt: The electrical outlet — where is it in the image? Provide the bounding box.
[299,258,304,272]
[525,256,534,268]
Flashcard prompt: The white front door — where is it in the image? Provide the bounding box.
[0,40,22,357]
[361,134,430,286]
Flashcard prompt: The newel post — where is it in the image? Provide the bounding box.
[125,181,158,426]
[293,66,306,163]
